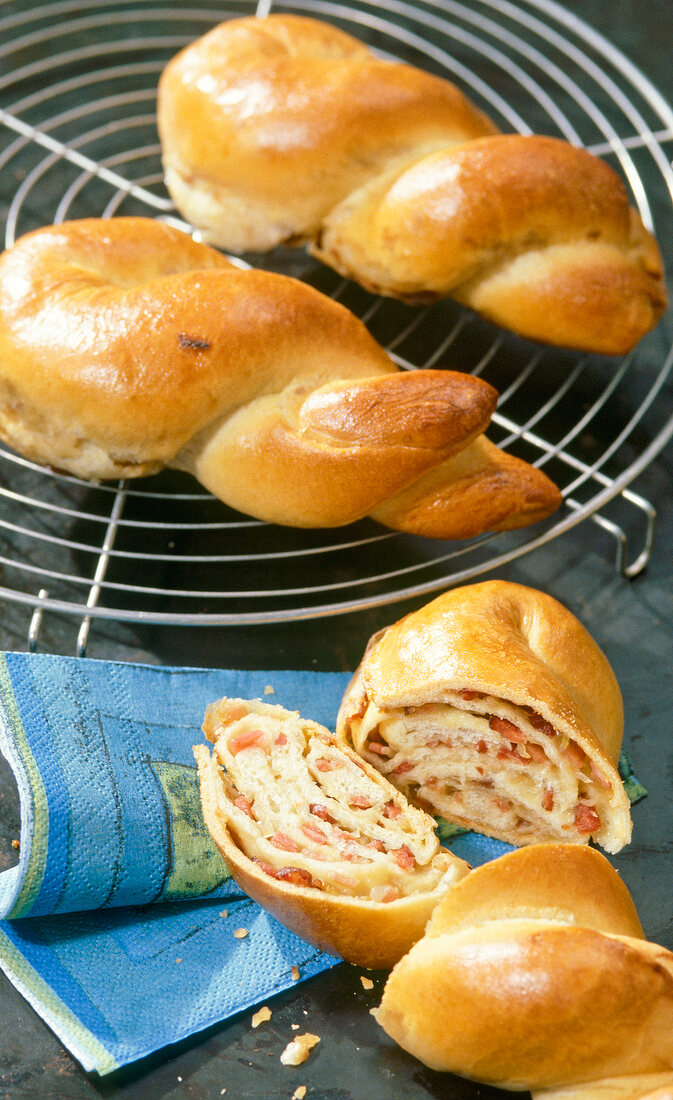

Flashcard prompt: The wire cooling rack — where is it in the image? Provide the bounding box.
[0,0,672,646]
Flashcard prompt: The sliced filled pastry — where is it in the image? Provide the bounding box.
[194,697,469,968]
[337,581,632,854]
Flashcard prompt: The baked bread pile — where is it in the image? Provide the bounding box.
[337,580,632,853]
[196,749,673,1093]
[157,13,666,353]
[0,216,561,539]
[193,581,673,1093]
[194,697,470,968]
[375,844,673,1094]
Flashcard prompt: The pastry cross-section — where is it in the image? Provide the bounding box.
[194,697,469,968]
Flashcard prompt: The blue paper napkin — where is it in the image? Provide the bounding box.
[0,654,361,1072]
[0,652,644,1074]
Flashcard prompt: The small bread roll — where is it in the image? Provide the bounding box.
[194,698,469,968]
[0,216,561,540]
[373,844,673,1091]
[157,14,666,353]
[337,580,631,853]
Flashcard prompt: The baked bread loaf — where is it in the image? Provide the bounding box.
[337,580,631,853]
[0,216,561,539]
[157,14,666,353]
[194,697,470,968]
[373,843,673,1091]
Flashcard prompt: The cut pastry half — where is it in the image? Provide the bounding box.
[337,581,632,853]
[194,697,469,968]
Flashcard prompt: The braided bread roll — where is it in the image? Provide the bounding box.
[0,216,561,539]
[194,698,469,968]
[337,580,632,853]
[374,844,673,1091]
[157,14,667,354]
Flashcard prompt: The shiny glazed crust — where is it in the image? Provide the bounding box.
[157,14,666,353]
[374,844,673,1090]
[157,15,497,252]
[194,698,469,969]
[0,216,561,539]
[337,580,631,852]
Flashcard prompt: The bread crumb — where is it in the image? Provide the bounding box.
[292,1088,307,1099]
[264,685,275,695]
[291,1023,300,1030]
[175,957,182,964]
[219,909,228,918]
[360,976,374,990]
[280,1033,320,1066]
[233,927,248,939]
[251,1006,272,1028]
[291,965,300,981]
[11,839,20,850]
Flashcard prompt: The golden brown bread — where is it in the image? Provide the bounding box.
[373,844,673,1091]
[0,216,561,539]
[534,1075,673,1100]
[369,434,562,538]
[157,14,667,353]
[157,14,497,254]
[337,580,631,852]
[194,698,469,968]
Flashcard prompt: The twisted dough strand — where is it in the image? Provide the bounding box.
[157,14,666,353]
[374,844,673,1091]
[0,217,561,539]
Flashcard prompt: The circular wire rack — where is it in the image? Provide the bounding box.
[0,0,672,644]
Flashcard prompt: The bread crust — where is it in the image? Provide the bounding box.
[317,135,666,354]
[373,845,673,1090]
[157,14,497,252]
[157,14,666,352]
[337,580,631,852]
[421,843,643,942]
[370,434,563,539]
[533,1074,673,1100]
[0,216,561,538]
[0,217,388,478]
